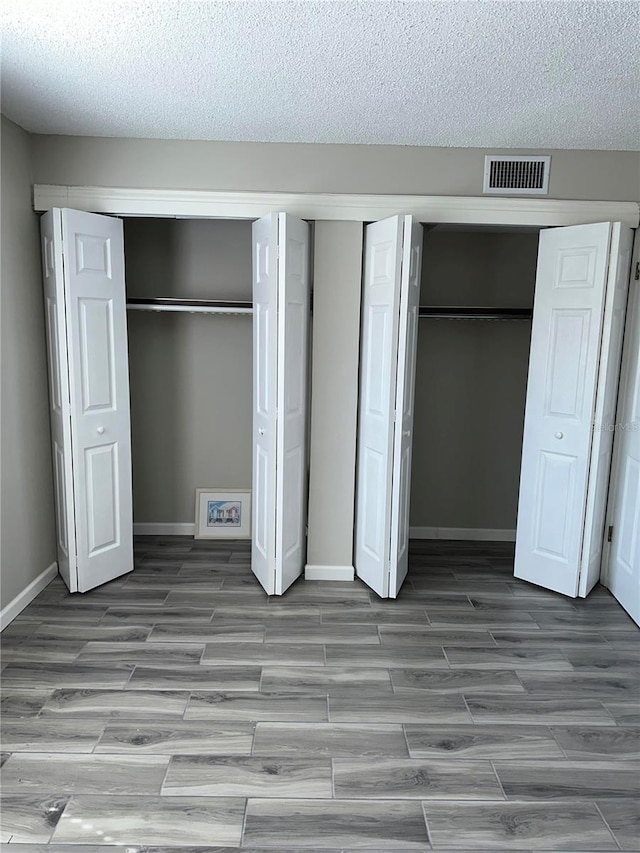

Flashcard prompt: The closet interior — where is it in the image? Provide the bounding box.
[410,225,539,541]
[124,218,254,535]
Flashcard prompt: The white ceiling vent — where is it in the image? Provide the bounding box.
[483,155,551,195]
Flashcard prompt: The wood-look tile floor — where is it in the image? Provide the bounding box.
[1,537,639,851]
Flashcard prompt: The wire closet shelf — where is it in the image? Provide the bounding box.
[419,306,533,321]
[126,299,533,321]
[126,297,253,316]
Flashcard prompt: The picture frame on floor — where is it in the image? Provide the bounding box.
[194,488,252,539]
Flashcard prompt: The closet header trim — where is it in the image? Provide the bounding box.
[33,186,640,228]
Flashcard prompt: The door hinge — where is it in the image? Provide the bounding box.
[607,525,613,543]
[635,261,639,281]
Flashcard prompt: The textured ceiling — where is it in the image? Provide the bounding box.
[1,0,639,149]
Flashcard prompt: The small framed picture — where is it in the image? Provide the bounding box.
[194,489,251,539]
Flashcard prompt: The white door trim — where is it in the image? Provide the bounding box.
[132,523,196,536]
[305,564,355,581]
[33,185,639,228]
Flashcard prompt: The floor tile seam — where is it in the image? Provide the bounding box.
[460,693,476,724]
[546,726,572,760]
[179,690,193,721]
[238,794,251,846]
[419,794,627,805]
[48,792,74,841]
[486,629,500,647]
[88,719,110,754]
[400,723,414,758]
[439,647,453,669]
[488,759,509,801]
[158,751,176,795]
[417,799,434,848]
[590,801,625,851]
[510,667,529,693]
[383,666,394,691]
[445,643,585,663]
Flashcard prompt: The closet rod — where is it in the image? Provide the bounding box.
[126,297,253,315]
[419,306,532,320]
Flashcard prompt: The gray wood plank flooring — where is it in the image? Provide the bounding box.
[161,755,333,797]
[1,537,637,850]
[94,720,255,754]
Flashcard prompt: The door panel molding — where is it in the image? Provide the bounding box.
[515,221,633,598]
[252,212,310,596]
[356,215,421,599]
[275,213,310,595]
[355,215,404,598]
[41,208,133,594]
[251,214,279,595]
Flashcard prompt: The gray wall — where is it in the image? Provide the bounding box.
[124,219,253,523]
[30,135,640,201]
[410,230,538,531]
[1,116,56,609]
[307,222,363,569]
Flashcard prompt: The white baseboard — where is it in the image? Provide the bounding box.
[409,526,516,542]
[133,523,195,536]
[305,564,355,581]
[0,561,58,630]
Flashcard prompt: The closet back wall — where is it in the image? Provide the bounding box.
[124,219,253,527]
[410,230,538,536]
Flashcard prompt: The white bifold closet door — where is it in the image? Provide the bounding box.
[602,240,640,626]
[41,208,133,593]
[515,222,633,598]
[355,215,423,598]
[251,213,310,596]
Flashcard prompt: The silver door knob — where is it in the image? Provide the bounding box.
[555,431,564,439]
[96,426,105,435]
